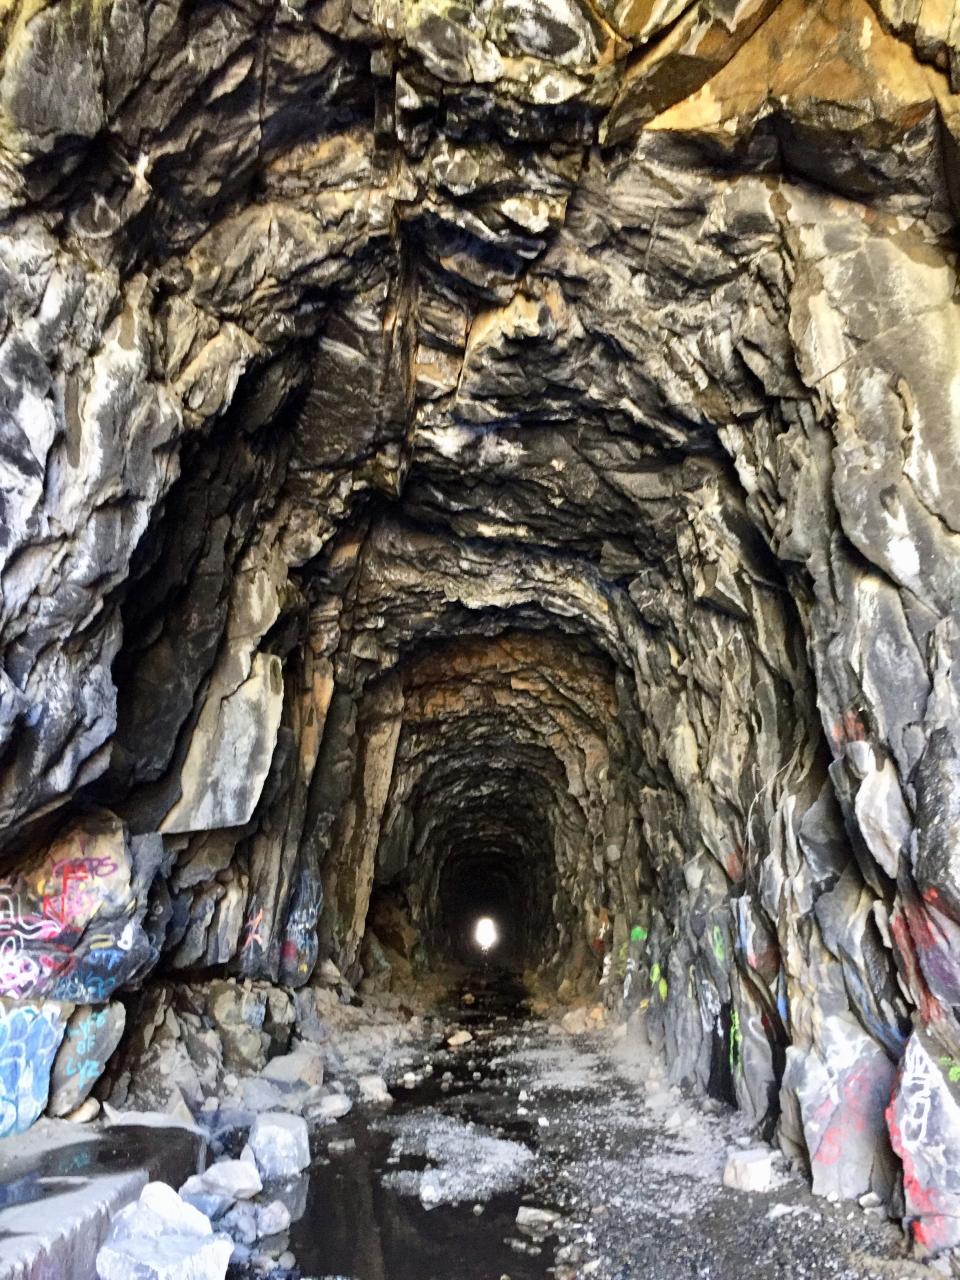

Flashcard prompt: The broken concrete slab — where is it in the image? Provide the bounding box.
[0,1121,205,1280]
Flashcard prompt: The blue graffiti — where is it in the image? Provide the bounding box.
[0,1003,66,1136]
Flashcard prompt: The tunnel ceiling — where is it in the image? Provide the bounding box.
[3,0,960,1252]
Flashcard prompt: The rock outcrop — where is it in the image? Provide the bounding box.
[2,0,960,1254]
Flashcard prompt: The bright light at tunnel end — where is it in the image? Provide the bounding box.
[474,916,498,952]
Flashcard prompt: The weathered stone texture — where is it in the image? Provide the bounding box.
[0,0,960,1250]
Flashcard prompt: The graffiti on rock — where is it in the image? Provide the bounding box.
[0,1000,68,1137]
[276,871,323,988]
[888,1032,960,1253]
[0,814,153,1003]
[47,1002,127,1117]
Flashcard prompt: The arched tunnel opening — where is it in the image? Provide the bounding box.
[2,2,960,1277]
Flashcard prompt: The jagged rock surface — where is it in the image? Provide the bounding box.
[2,0,960,1255]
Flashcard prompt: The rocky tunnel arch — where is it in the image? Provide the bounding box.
[0,0,960,1256]
[315,623,628,984]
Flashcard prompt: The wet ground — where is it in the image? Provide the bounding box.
[0,1124,201,1212]
[0,971,935,1280]
[278,971,936,1280]
[286,971,549,1280]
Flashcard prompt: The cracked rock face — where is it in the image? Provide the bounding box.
[3,0,960,1254]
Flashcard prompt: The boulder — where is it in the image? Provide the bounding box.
[0,813,157,1006]
[260,1045,324,1090]
[292,988,334,1045]
[248,1113,311,1179]
[255,1199,291,1237]
[887,1031,960,1253]
[66,1096,101,1123]
[0,999,68,1136]
[240,1077,293,1113]
[785,1016,896,1201]
[102,1102,202,1133]
[306,1091,353,1123]
[219,1201,258,1246]
[561,1008,590,1036]
[203,982,268,1074]
[47,1002,127,1118]
[95,1182,233,1280]
[357,1074,392,1105]
[723,1148,775,1193]
[179,1191,233,1221]
[180,1157,262,1203]
[516,1206,561,1235]
[316,960,343,986]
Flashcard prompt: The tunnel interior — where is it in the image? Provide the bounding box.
[435,850,532,968]
[414,755,560,970]
[2,0,960,1255]
[333,627,620,984]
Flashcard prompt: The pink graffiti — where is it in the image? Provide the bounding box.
[0,936,41,998]
[0,889,62,943]
[242,909,264,952]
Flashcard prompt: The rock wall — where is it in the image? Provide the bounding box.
[2,0,960,1253]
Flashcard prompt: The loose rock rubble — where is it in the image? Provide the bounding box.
[96,1182,234,1280]
[379,1109,535,1208]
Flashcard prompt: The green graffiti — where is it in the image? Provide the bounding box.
[658,977,668,1001]
[938,1055,960,1083]
[730,1009,743,1077]
[650,962,661,984]
[711,925,725,965]
[630,925,648,943]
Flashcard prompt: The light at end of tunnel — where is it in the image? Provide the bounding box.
[474,916,498,953]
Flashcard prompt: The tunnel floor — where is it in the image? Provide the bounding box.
[0,970,933,1278]
[248,973,920,1280]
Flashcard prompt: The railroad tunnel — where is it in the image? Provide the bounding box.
[2,0,960,1273]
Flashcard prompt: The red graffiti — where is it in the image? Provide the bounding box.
[724,848,744,883]
[904,901,939,951]
[40,856,119,929]
[810,1063,877,1168]
[890,909,942,1024]
[886,1106,946,1249]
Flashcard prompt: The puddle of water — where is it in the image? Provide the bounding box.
[289,1126,548,1280]
[0,1126,202,1211]
[286,970,552,1280]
